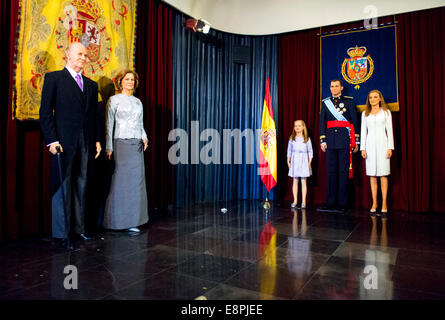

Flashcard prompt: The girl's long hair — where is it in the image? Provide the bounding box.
[290,120,309,143]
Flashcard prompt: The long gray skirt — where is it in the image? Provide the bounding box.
[104,138,149,230]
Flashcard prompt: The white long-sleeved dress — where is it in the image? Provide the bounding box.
[360,109,394,176]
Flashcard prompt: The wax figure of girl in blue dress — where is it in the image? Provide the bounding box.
[287,120,313,209]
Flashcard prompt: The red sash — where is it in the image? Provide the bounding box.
[327,120,356,178]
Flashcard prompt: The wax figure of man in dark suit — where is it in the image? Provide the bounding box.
[40,42,101,247]
[317,79,359,214]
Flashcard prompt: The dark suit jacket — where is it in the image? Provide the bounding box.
[40,68,100,187]
[319,95,360,149]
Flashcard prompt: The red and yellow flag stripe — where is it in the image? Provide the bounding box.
[259,78,277,192]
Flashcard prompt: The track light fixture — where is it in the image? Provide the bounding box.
[185,18,211,34]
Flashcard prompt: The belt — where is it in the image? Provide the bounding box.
[327,120,356,178]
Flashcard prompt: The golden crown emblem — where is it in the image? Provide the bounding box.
[347,46,367,58]
[72,0,102,22]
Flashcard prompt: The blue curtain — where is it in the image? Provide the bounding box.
[172,14,278,206]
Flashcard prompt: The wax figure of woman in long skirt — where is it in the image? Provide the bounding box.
[104,69,149,233]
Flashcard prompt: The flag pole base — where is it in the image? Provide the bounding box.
[262,199,271,210]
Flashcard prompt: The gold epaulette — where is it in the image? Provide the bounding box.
[344,96,353,99]
[320,135,326,139]
[322,97,330,101]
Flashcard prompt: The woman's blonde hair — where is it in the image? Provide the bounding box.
[290,120,309,143]
[365,89,389,116]
[114,69,139,92]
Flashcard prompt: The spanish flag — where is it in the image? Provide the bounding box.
[259,78,277,192]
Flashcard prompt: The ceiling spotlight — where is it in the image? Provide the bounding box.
[196,19,211,34]
[185,18,211,34]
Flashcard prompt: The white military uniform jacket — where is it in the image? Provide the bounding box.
[360,109,394,176]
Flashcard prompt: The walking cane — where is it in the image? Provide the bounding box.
[56,146,71,250]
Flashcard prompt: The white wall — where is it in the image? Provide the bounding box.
[163,0,445,35]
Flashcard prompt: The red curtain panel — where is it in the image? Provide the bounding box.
[278,28,322,205]
[397,8,445,212]
[135,0,174,213]
[2,0,21,241]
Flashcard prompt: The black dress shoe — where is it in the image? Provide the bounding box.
[61,238,74,250]
[317,205,336,212]
[337,207,347,214]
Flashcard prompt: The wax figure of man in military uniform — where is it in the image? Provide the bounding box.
[317,79,360,214]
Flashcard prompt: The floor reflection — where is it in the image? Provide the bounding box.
[258,210,277,299]
[1,200,445,299]
[359,216,393,299]
[287,209,311,275]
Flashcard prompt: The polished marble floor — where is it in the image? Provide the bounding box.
[1,200,445,300]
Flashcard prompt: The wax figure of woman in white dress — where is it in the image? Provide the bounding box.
[360,90,394,216]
